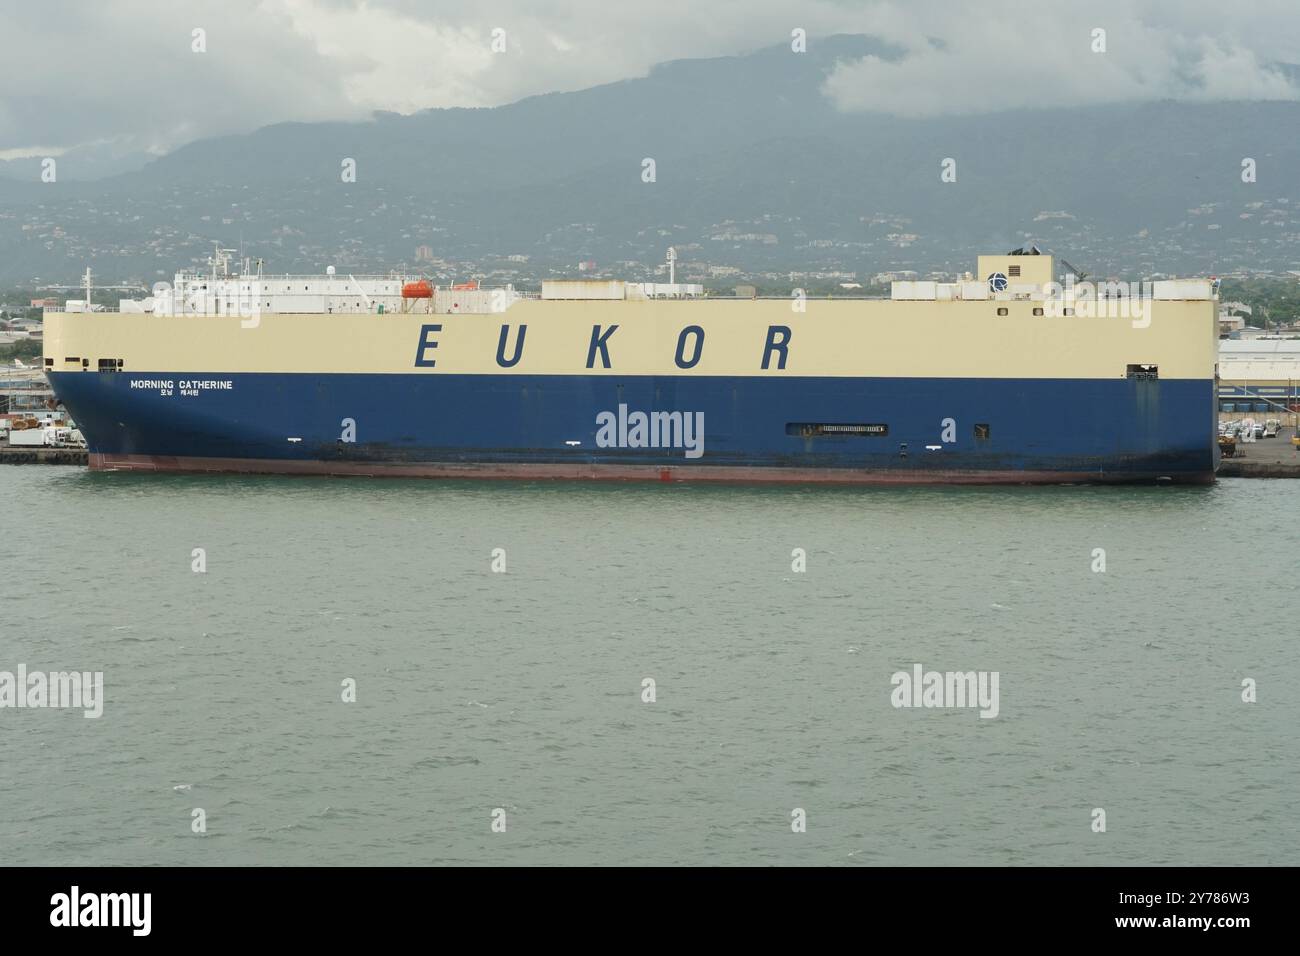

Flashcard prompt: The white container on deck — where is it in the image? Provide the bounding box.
[541,280,627,300]
[1153,279,1213,300]
[890,281,937,300]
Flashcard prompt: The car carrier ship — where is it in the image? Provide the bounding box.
[41,245,1220,484]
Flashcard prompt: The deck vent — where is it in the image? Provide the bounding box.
[785,424,889,439]
[787,423,888,437]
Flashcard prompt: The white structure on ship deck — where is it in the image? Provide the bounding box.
[109,246,704,316]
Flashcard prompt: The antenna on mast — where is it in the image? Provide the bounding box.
[208,241,237,279]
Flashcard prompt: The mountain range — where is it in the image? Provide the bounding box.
[3,34,1299,284]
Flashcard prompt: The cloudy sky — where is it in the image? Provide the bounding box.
[2,0,1298,160]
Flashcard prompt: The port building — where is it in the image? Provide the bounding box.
[1217,339,1300,414]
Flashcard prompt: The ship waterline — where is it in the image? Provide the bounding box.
[80,455,1215,485]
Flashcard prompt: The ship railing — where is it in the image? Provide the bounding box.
[170,273,541,285]
[39,292,1197,313]
[39,294,919,313]
[173,272,416,282]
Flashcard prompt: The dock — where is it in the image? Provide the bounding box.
[1218,459,1300,477]
[0,445,88,465]
[1216,427,1300,478]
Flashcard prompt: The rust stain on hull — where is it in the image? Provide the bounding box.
[89,453,1216,486]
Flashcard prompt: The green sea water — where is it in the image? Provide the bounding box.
[0,467,1296,865]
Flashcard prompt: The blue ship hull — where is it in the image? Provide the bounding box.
[48,371,1218,484]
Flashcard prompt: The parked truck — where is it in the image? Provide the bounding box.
[8,426,57,447]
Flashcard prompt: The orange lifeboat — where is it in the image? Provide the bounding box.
[450,280,479,291]
[402,280,433,299]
